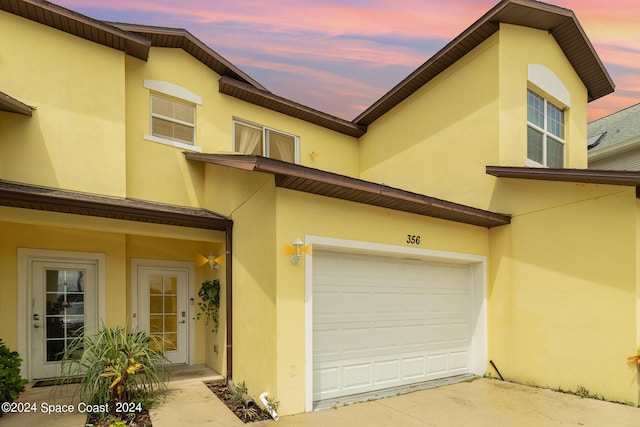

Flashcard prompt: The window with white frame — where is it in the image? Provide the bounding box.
[150,94,195,145]
[527,89,565,168]
[233,119,299,163]
[143,80,202,152]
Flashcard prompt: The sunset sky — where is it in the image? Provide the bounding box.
[54,0,639,122]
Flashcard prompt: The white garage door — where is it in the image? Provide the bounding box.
[313,250,472,402]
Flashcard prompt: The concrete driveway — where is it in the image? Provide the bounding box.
[253,379,639,427]
[3,369,639,426]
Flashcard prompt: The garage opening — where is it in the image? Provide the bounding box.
[310,248,483,407]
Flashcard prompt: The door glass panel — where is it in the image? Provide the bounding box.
[149,275,180,352]
[44,269,85,362]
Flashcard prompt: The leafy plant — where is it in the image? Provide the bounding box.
[0,339,28,416]
[627,349,640,367]
[240,406,259,422]
[195,280,220,332]
[264,394,280,414]
[60,324,169,417]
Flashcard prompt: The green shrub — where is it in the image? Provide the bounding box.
[60,324,169,416]
[0,339,28,416]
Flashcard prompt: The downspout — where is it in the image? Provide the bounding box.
[225,223,233,381]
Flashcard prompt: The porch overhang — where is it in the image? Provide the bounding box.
[186,153,511,228]
[0,180,232,230]
[0,91,33,116]
[486,165,640,198]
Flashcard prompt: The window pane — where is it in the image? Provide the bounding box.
[173,122,194,144]
[547,137,564,168]
[547,102,564,139]
[235,123,263,155]
[173,102,195,124]
[527,90,544,128]
[151,95,173,117]
[527,126,544,164]
[267,131,295,162]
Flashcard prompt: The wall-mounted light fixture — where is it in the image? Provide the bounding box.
[290,237,305,265]
[208,253,220,270]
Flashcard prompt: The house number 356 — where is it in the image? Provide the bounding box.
[406,235,421,245]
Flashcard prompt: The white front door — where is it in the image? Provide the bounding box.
[31,260,98,379]
[136,267,189,364]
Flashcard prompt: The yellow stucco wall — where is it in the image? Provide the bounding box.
[489,181,638,404]
[358,34,500,210]
[274,188,490,414]
[0,11,127,197]
[497,24,588,169]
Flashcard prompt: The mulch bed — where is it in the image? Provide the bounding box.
[205,380,272,423]
[86,409,151,427]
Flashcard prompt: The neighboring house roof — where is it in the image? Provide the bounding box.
[218,77,367,138]
[354,0,615,126]
[0,90,33,116]
[0,180,232,230]
[486,165,640,197]
[587,103,640,159]
[187,153,511,228]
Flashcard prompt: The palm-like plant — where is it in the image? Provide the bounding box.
[60,324,169,415]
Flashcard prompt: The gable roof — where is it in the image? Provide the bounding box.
[354,0,615,126]
[187,153,511,228]
[587,103,640,155]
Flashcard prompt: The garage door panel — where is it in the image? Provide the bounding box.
[313,251,473,402]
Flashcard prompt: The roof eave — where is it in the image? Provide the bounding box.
[0,180,232,231]
[354,0,614,126]
[187,153,511,228]
[219,77,367,138]
[0,0,151,60]
[0,91,33,116]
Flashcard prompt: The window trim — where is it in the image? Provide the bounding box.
[526,89,566,168]
[143,80,202,153]
[232,118,300,163]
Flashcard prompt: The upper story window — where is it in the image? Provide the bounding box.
[233,119,300,163]
[143,80,202,152]
[527,89,565,168]
[150,94,195,145]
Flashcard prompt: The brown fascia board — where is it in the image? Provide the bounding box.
[219,77,367,138]
[112,23,268,92]
[0,180,232,231]
[0,90,33,116]
[486,166,640,197]
[354,0,614,126]
[0,0,150,60]
[186,153,511,228]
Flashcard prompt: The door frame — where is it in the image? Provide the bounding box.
[130,258,195,365]
[303,236,487,412]
[17,248,106,380]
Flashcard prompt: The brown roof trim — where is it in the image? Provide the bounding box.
[0,0,150,60]
[486,166,640,197]
[219,77,367,138]
[0,90,33,116]
[0,180,232,231]
[112,23,267,91]
[354,0,614,126]
[187,153,511,228]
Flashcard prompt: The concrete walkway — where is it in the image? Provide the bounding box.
[2,368,639,426]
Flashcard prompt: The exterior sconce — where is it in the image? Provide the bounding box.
[208,253,220,270]
[290,237,304,265]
